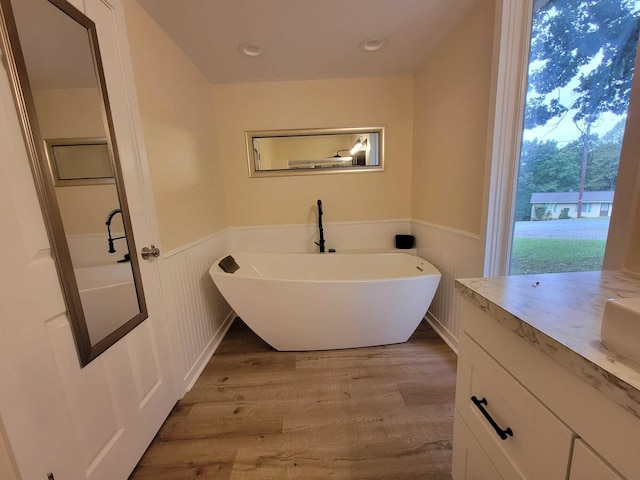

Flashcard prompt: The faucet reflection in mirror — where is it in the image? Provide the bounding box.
[105,208,130,263]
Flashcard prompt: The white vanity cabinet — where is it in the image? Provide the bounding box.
[569,439,624,480]
[452,297,639,480]
[453,412,502,479]
[454,331,574,479]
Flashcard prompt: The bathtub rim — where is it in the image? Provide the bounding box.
[209,251,441,284]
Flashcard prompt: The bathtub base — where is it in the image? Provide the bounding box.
[243,316,422,352]
[226,277,437,351]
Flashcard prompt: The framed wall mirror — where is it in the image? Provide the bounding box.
[0,0,147,366]
[246,126,385,177]
[45,137,114,186]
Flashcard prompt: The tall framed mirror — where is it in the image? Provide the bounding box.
[0,0,147,366]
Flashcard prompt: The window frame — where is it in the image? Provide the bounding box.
[481,0,534,277]
[482,0,640,275]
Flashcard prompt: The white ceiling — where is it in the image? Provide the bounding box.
[135,0,480,84]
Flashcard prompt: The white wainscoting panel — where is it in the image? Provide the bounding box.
[161,230,234,396]
[411,220,484,352]
[230,219,412,253]
[160,219,441,397]
[67,233,125,266]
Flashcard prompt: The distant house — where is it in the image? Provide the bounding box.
[530,191,614,220]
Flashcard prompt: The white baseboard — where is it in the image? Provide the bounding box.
[182,310,236,395]
[425,311,458,355]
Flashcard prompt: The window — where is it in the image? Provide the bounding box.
[508,0,640,275]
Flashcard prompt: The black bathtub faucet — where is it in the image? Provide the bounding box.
[106,208,124,253]
[314,199,326,253]
[105,208,130,262]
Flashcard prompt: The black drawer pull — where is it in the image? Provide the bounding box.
[471,396,514,440]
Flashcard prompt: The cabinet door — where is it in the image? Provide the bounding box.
[455,332,574,479]
[570,439,623,480]
[453,412,502,480]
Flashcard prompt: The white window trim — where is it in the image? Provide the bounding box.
[481,0,534,277]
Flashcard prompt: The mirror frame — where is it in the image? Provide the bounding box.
[246,126,385,178]
[0,0,147,366]
[45,136,115,186]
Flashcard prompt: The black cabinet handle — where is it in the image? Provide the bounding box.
[471,396,514,440]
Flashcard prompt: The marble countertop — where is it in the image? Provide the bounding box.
[455,269,640,420]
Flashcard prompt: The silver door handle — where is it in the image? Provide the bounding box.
[141,245,160,260]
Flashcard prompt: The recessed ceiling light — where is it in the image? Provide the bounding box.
[238,43,264,57]
[360,36,388,52]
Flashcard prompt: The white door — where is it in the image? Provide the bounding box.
[0,0,178,478]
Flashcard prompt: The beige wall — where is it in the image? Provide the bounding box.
[213,76,413,227]
[628,203,640,271]
[622,63,640,271]
[411,0,495,236]
[123,1,228,251]
[0,418,18,480]
[34,88,104,138]
[604,37,640,272]
[622,148,640,270]
[55,186,122,235]
[33,88,122,236]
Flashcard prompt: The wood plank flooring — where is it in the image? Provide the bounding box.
[130,318,457,479]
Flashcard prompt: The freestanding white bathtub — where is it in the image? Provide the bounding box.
[209,252,441,351]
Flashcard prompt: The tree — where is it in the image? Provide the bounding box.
[601,116,628,144]
[515,139,581,221]
[524,0,640,217]
[514,134,621,221]
[585,140,622,190]
[526,0,640,129]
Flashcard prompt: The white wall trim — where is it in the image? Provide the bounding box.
[425,312,458,355]
[230,219,412,253]
[163,227,230,259]
[229,218,414,231]
[183,310,236,393]
[411,219,481,241]
[164,219,414,260]
[481,0,532,277]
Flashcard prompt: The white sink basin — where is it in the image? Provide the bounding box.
[601,297,640,364]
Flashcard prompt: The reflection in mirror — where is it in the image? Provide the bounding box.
[246,127,384,177]
[0,0,147,364]
[45,137,114,186]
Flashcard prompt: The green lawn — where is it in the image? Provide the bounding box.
[510,238,606,275]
